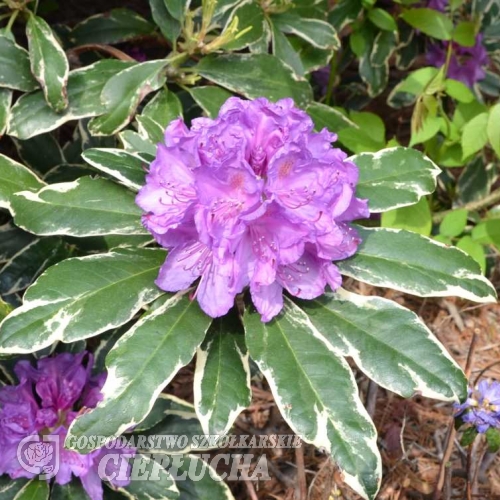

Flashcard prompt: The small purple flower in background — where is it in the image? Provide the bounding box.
[454,380,500,433]
[427,35,489,88]
[136,97,368,322]
[312,66,331,95]
[129,47,147,62]
[427,0,448,11]
[0,353,135,500]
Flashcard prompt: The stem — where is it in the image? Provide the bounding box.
[325,52,338,105]
[5,8,18,31]
[443,40,453,79]
[433,188,500,223]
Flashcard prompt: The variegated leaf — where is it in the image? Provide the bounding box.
[0,248,165,353]
[188,86,233,119]
[194,316,251,436]
[9,60,134,140]
[295,290,467,401]
[0,154,45,211]
[353,147,441,212]
[0,36,38,92]
[244,298,381,500]
[27,13,69,112]
[0,88,11,137]
[82,148,148,190]
[338,226,497,303]
[88,60,169,136]
[66,294,212,451]
[11,177,146,236]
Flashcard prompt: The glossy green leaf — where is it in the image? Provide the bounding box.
[82,148,147,190]
[195,54,313,108]
[50,482,90,500]
[370,30,397,67]
[172,455,237,500]
[457,158,497,204]
[472,219,500,249]
[9,60,134,140]
[382,196,432,236]
[71,9,155,45]
[368,8,398,31]
[462,112,489,159]
[444,79,474,103]
[295,289,467,401]
[400,8,453,40]
[142,88,183,127]
[0,248,166,354]
[457,236,486,274]
[27,13,69,112]
[337,226,497,303]
[272,12,339,50]
[13,133,65,175]
[453,21,476,47]
[67,294,212,450]
[487,103,500,157]
[0,476,29,499]
[11,177,146,236]
[244,298,381,500]
[189,86,233,118]
[149,0,181,44]
[306,101,356,132]
[0,36,38,92]
[0,299,12,321]
[88,60,168,136]
[439,209,468,237]
[194,316,251,436]
[0,154,45,211]
[271,22,305,77]
[10,480,48,500]
[352,147,441,212]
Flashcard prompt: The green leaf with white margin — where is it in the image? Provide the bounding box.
[353,147,441,212]
[168,454,237,500]
[11,480,49,500]
[487,103,500,157]
[0,154,45,211]
[462,112,489,159]
[27,13,69,112]
[120,130,157,157]
[66,294,212,451]
[195,54,313,108]
[270,22,305,77]
[50,481,89,500]
[222,0,267,51]
[0,36,39,92]
[189,86,233,119]
[272,12,339,50]
[89,60,169,136]
[82,148,148,190]
[149,0,181,44]
[11,177,146,236]
[244,298,381,500]
[194,316,251,436]
[71,9,155,45]
[9,60,135,140]
[119,454,179,500]
[0,88,11,137]
[136,115,164,144]
[337,226,497,303]
[0,248,166,353]
[142,88,183,127]
[295,289,467,401]
[0,477,29,499]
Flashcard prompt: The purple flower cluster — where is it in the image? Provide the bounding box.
[427,0,448,11]
[0,353,134,500]
[136,97,368,321]
[454,380,500,433]
[427,35,489,88]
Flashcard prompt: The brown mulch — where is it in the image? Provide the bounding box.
[168,262,500,500]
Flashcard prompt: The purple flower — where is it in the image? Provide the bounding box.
[454,380,500,433]
[426,35,489,88]
[0,353,135,499]
[428,0,448,11]
[136,97,368,322]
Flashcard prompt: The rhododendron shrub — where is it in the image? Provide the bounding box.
[0,0,498,498]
